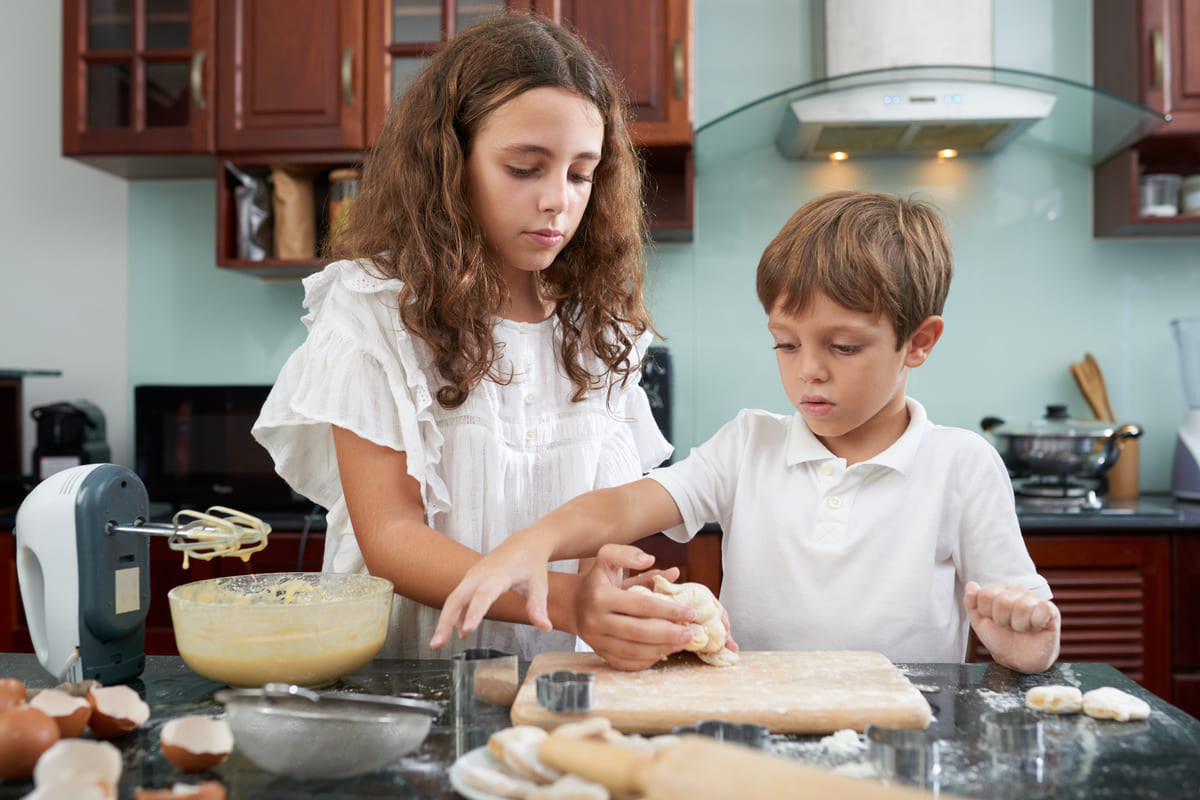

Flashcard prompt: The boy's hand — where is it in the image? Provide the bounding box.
[575,544,699,671]
[964,581,1061,674]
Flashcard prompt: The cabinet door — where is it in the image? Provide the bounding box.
[216,0,366,152]
[1173,535,1200,718]
[63,0,215,155]
[363,1,557,147]
[975,534,1171,698]
[1094,0,1200,131]
[558,0,692,146]
[1152,0,1200,119]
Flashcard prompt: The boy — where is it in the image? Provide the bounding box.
[431,190,1060,674]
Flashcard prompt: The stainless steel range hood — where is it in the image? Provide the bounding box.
[777,0,1057,159]
[777,79,1057,158]
[694,1,1166,167]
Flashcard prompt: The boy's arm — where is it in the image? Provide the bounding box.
[430,477,685,649]
[963,581,1061,673]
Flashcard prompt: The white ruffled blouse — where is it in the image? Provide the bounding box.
[253,259,672,660]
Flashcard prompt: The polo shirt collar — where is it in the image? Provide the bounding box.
[784,396,929,474]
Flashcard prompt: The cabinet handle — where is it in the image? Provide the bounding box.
[190,50,206,110]
[1151,28,1163,91]
[342,46,354,106]
[672,39,684,100]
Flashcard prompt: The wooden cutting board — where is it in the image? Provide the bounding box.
[511,650,932,735]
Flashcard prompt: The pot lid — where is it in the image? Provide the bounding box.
[983,404,1119,437]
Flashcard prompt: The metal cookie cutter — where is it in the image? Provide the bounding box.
[982,708,1046,782]
[672,720,769,749]
[535,670,594,712]
[866,725,941,789]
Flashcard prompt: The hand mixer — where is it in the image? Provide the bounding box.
[14,463,270,684]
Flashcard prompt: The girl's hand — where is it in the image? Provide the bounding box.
[429,538,555,649]
[964,581,1061,674]
[575,544,698,671]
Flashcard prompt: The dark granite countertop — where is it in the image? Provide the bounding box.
[0,654,1197,799]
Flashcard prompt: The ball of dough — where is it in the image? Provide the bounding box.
[632,575,738,666]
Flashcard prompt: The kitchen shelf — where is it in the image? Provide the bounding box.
[694,64,1167,171]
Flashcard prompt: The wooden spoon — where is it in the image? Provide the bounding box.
[1070,362,1107,420]
[1085,353,1117,422]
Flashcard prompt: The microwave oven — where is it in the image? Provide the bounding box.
[134,384,312,515]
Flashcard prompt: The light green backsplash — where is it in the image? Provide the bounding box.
[128,0,1200,492]
[127,181,307,388]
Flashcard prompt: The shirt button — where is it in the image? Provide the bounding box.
[522,358,532,368]
[525,392,535,404]
[526,429,536,440]
[519,323,529,334]
[820,463,834,476]
[828,495,843,510]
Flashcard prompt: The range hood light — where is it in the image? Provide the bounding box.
[829,151,849,161]
[937,148,959,159]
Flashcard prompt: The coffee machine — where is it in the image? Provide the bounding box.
[1171,317,1200,500]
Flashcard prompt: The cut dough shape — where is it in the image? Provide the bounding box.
[1025,685,1083,714]
[1081,687,1150,722]
[489,725,562,784]
[527,774,610,800]
[629,575,738,666]
[462,762,541,798]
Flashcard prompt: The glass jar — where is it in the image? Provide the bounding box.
[328,168,361,233]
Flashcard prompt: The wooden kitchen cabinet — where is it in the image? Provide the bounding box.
[213,0,694,269]
[559,0,694,239]
[1172,535,1200,718]
[215,0,366,153]
[61,1,695,270]
[1093,0,1200,236]
[971,532,1172,700]
[62,0,216,177]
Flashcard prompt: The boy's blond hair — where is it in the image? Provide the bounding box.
[756,190,953,347]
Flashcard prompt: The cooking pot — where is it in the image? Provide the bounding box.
[981,404,1143,478]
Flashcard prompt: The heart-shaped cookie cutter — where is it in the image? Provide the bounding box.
[535,670,594,712]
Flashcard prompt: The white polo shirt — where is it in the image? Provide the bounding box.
[648,398,1050,663]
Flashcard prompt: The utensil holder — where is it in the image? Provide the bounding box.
[1107,433,1140,500]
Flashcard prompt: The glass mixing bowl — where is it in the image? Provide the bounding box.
[168,572,393,687]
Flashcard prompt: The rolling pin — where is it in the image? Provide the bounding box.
[538,733,951,800]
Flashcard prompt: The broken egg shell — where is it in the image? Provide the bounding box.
[0,677,27,713]
[32,738,122,795]
[135,780,227,800]
[0,704,61,780]
[29,687,93,737]
[54,678,102,698]
[160,716,234,772]
[22,773,116,800]
[87,684,151,738]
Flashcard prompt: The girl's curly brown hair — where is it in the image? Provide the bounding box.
[329,11,655,409]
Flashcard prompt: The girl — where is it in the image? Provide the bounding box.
[253,12,687,662]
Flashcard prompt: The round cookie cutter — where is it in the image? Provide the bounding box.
[981,708,1046,782]
[865,725,941,788]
